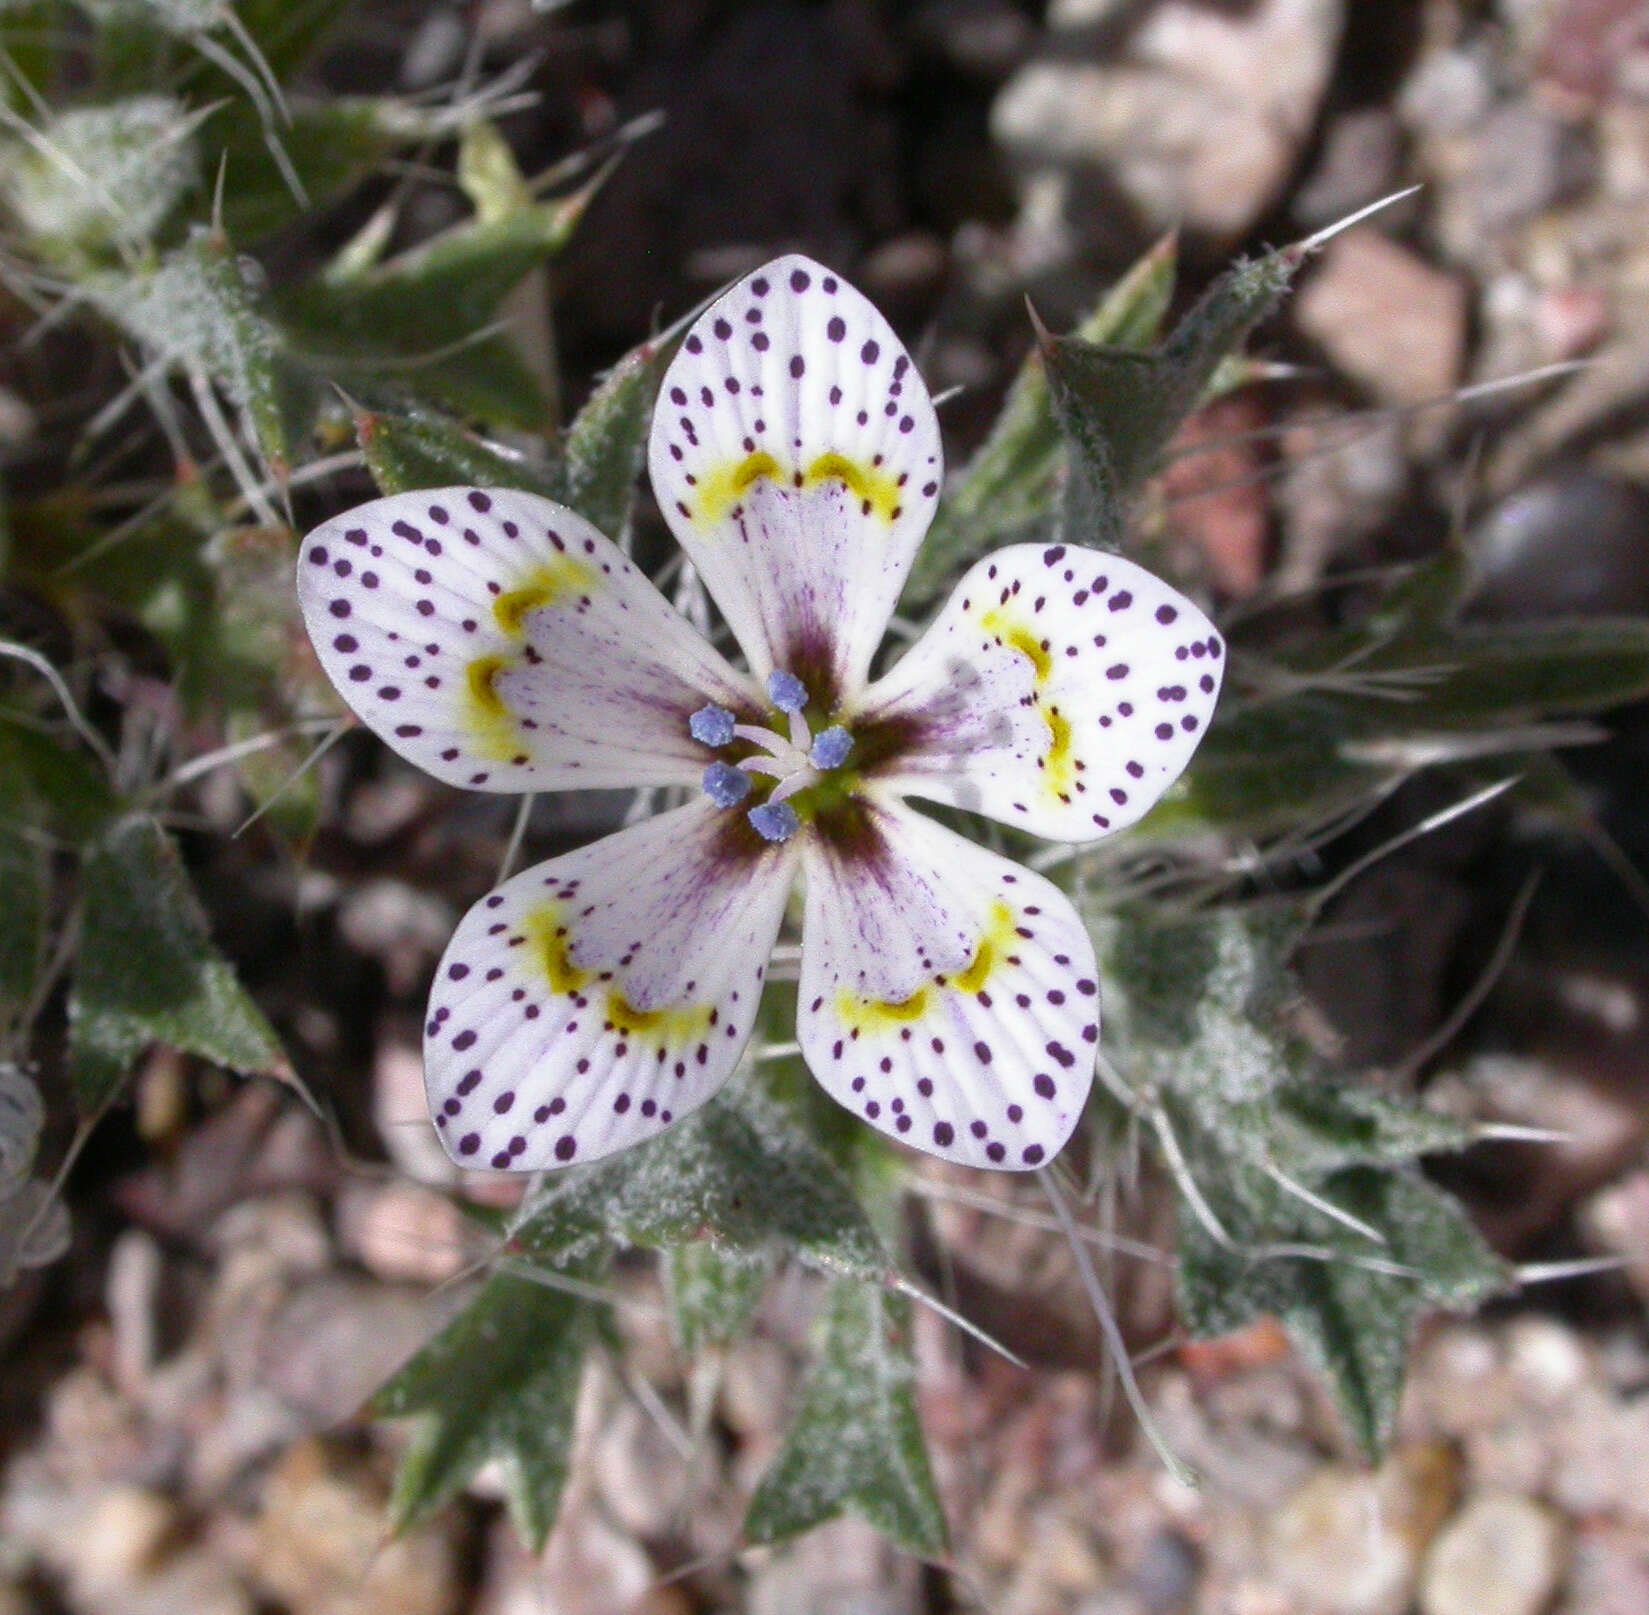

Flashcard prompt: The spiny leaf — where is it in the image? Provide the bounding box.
[68,812,287,1108]
[1041,245,1297,550]
[209,98,467,243]
[667,1242,774,1357]
[372,1260,604,1549]
[273,129,613,426]
[512,1082,890,1285]
[1177,1165,1508,1458]
[557,338,672,539]
[904,233,1178,606]
[1,95,200,260]
[357,408,565,500]
[0,717,121,843]
[84,230,296,477]
[745,1279,948,1557]
[1096,905,1307,1107]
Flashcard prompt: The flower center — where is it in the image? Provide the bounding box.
[690,671,855,843]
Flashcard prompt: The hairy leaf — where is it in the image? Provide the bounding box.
[357,408,564,499]
[512,1082,890,1285]
[667,1242,774,1356]
[745,1280,947,1556]
[904,233,1178,605]
[68,813,286,1108]
[558,338,672,539]
[373,1262,602,1549]
[1178,1165,1507,1457]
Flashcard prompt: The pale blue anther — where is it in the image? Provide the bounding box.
[766,670,808,714]
[748,800,800,842]
[689,703,737,748]
[809,725,853,771]
[702,761,752,808]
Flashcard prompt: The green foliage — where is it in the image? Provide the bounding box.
[1041,247,1297,550]
[372,1261,604,1550]
[555,339,673,538]
[1,96,201,259]
[667,1242,773,1356]
[68,814,288,1108]
[1096,905,1509,1454]
[904,233,1177,606]
[1178,1166,1505,1458]
[0,6,1631,1560]
[359,409,564,500]
[745,1279,948,1557]
[509,1082,891,1284]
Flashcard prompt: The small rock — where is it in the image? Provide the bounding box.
[253,1438,460,1615]
[372,1032,459,1188]
[1419,1493,1568,1615]
[1266,1444,1460,1615]
[1466,103,1596,234]
[1505,1317,1590,1404]
[1550,1386,1649,1527]
[106,1229,164,1397]
[993,0,1344,239]
[1562,1524,1649,1615]
[1467,471,1649,620]
[1294,228,1469,407]
[1160,393,1272,597]
[1276,415,1408,590]
[1132,1526,1201,1614]
[337,878,457,997]
[334,1181,474,1286]
[591,1400,690,1538]
[1399,46,1497,137]
[1581,1169,1649,1299]
[746,1512,922,1615]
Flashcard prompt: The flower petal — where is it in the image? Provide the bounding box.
[425,799,797,1170]
[298,486,759,791]
[797,797,1098,1170]
[646,255,943,702]
[861,544,1223,841]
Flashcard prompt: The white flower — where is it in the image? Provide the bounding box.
[297,255,1222,1172]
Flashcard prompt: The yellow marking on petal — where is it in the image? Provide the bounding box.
[524,905,589,995]
[1042,703,1075,797]
[837,985,930,1035]
[691,450,902,529]
[948,901,1017,995]
[839,902,1019,1031]
[464,654,523,760]
[980,609,1052,682]
[493,557,593,636]
[692,451,782,526]
[804,452,902,525]
[606,991,713,1044]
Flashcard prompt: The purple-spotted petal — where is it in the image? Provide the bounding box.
[298,487,759,792]
[646,255,943,703]
[860,544,1223,841]
[425,799,798,1171]
[797,797,1098,1171]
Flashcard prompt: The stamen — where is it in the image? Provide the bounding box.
[766,670,808,714]
[702,761,752,807]
[748,801,800,842]
[809,725,853,770]
[689,704,737,747]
